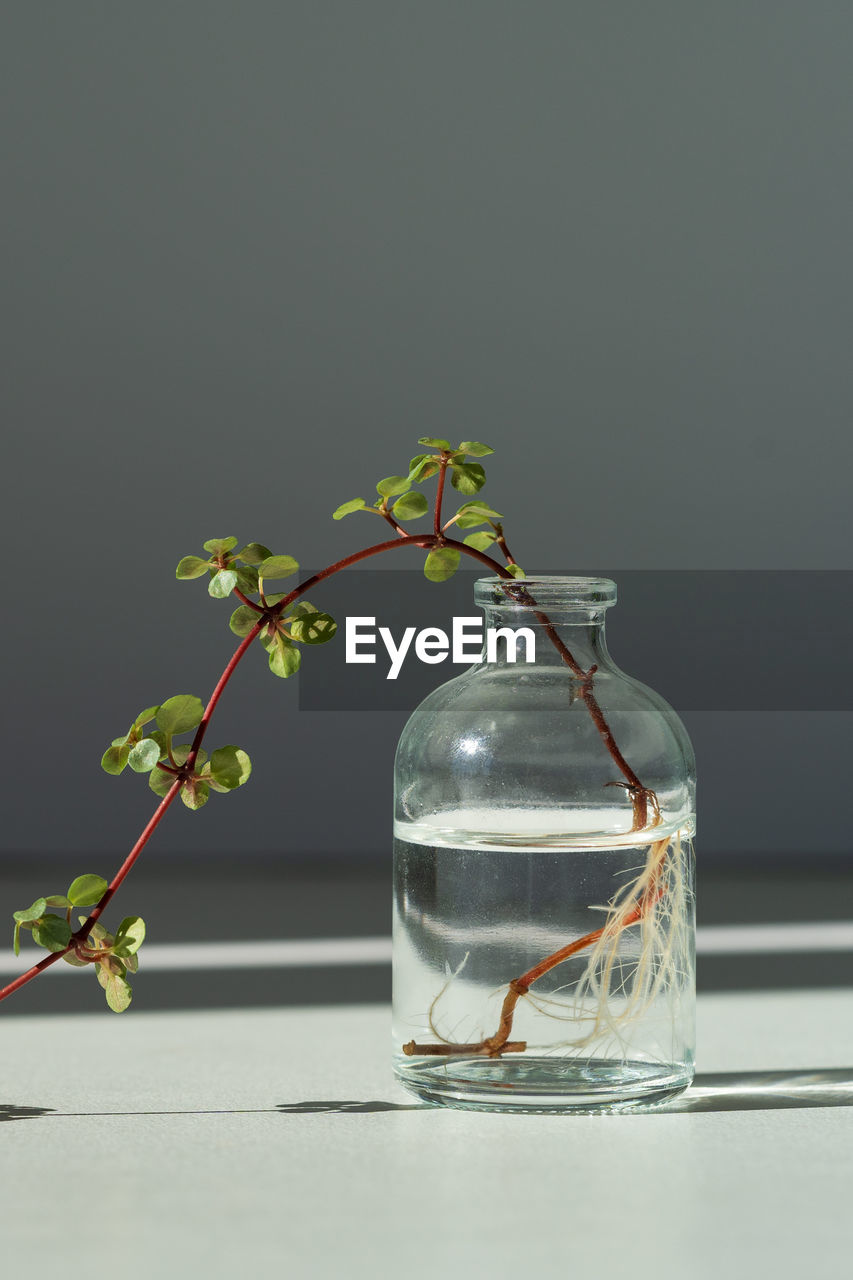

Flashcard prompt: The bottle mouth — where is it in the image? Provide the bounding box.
[474,575,617,611]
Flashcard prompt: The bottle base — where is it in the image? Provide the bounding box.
[395,1056,693,1114]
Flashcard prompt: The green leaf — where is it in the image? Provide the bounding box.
[257,555,299,580]
[202,537,239,555]
[507,563,526,579]
[450,462,486,495]
[454,499,503,528]
[156,695,205,736]
[392,491,429,521]
[13,898,47,925]
[456,500,502,519]
[171,745,206,768]
[290,600,318,617]
[101,744,130,776]
[149,766,177,799]
[268,634,301,678]
[234,566,259,595]
[44,894,71,908]
[175,555,211,580]
[102,968,133,1013]
[209,568,238,599]
[62,951,88,967]
[67,874,108,907]
[180,779,209,810]
[229,605,261,637]
[32,915,72,953]
[133,705,160,728]
[375,476,411,499]
[113,916,146,957]
[408,454,440,482]
[128,738,162,773]
[456,441,494,457]
[290,611,337,645]
[463,531,498,552]
[236,543,272,565]
[209,745,252,790]
[332,498,367,520]
[424,547,461,583]
[418,437,452,450]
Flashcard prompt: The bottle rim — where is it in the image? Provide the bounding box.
[474,575,617,610]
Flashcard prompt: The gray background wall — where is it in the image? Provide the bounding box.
[2,2,851,862]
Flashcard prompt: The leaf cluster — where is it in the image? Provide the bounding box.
[11,876,145,1012]
[176,539,336,681]
[332,439,493,526]
[101,696,252,811]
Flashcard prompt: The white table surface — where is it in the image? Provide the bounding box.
[2,991,852,1278]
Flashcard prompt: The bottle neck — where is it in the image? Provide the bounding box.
[479,603,614,671]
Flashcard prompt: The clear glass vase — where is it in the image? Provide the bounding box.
[392,576,696,1112]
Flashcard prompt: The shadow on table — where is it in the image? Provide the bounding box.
[3,1069,852,1121]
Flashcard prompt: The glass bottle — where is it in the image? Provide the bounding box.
[392,576,696,1112]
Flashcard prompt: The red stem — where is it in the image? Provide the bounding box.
[1,522,647,1007]
[434,457,448,536]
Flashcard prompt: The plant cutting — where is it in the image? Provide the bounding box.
[3,439,695,1111]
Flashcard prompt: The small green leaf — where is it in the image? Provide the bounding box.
[133,705,160,728]
[67,874,108,907]
[456,500,502,520]
[450,462,486,495]
[392,491,429,521]
[44,894,71,908]
[268,635,301,678]
[424,547,461,583]
[290,611,337,645]
[507,563,526,579]
[236,543,273,565]
[209,568,238,599]
[258,555,299,580]
[332,498,367,520]
[408,454,440,482]
[156,695,205,736]
[149,766,177,799]
[13,899,47,925]
[375,476,411,499]
[101,744,130,776]
[229,605,261,637]
[32,915,72,953]
[234,566,259,595]
[418,437,452,450]
[209,745,252,790]
[171,745,207,768]
[62,951,88,967]
[463,531,498,552]
[290,600,318,617]
[202,537,239,555]
[176,556,211,580]
[128,738,162,773]
[113,916,146,957]
[456,441,494,457]
[180,779,209,810]
[102,968,133,1013]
